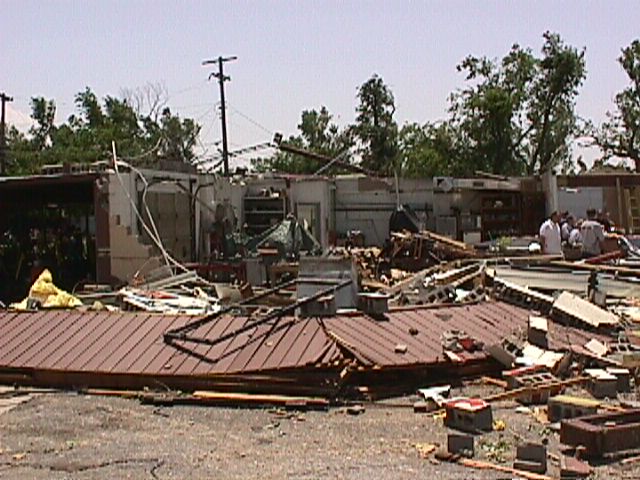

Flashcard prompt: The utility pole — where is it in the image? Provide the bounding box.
[0,92,13,176]
[202,56,237,176]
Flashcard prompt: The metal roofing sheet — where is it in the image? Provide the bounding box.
[0,300,612,389]
[322,301,605,368]
[0,311,342,379]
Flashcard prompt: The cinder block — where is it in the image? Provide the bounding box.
[508,370,559,404]
[606,367,631,393]
[444,398,493,432]
[547,395,599,422]
[503,364,548,389]
[447,433,474,457]
[585,369,618,399]
[516,442,547,474]
[528,316,549,349]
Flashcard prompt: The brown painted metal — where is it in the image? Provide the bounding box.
[323,302,529,367]
[0,300,604,394]
[0,311,343,378]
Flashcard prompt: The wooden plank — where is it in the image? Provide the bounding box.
[550,260,640,276]
[193,390,329,408]
[483,376,589,403]
[457,458,554,480]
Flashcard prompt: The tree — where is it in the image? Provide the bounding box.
[6,87,201,174]
[398,122,463,177]
[252,106,353,174]
[351,75,399,175]
[590,40,640,171]
[120,81,168,122]
[448,32,585,175]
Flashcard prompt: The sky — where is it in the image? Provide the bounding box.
[3,0,640,168]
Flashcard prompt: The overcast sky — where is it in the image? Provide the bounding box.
[3,0,639,167]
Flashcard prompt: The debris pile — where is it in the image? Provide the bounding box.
[3,220,640,477]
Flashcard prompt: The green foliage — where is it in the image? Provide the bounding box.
[445,32,586,176]
[253,33,586,178]
[252,106,353,174]
[6,87,201,175]
[398,122,462,177]
[351,74,399,175]
[590,39,640,172]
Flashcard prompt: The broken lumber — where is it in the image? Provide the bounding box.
[434,453,554,480]
[415,230,472,252]
[483,376,590,404]
[480,376,508,389]
[137,391,329,410]
[550,260,640,277]
[458,458,554,480]
[191,391,329,409]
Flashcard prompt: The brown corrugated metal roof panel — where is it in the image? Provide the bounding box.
[0,301,612,394]
[322,301,602,368]
[0,311,342,379]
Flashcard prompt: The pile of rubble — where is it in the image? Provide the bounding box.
[3,226,640,476]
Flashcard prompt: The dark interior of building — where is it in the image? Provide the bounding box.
[0,175,98,304]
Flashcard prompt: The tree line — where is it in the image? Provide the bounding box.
[254,33,640,176]
[6,83,200,174]
[5,33,640,176]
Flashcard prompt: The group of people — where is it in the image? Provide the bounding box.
[539,209,613,258]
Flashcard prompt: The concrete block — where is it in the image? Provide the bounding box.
[517,442,547,462]
[528,316,548,349]
[447,433,474,457]
[507,370,559,404]
[606,367,631,393]
[444,398,493,433]
[585,369,618,399]
[547,395,599,422]
[515,442,547,474]
[503,364,547,389]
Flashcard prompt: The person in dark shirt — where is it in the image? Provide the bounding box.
[596,210,613,233]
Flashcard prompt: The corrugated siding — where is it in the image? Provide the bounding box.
[322,301,604,368]
[0,311,341,377]
[0,301,607,382]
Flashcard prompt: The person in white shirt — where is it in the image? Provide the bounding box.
[561,215,575,242]
[581,208,605,257]
[539,211,562,255]
[568,219,583,246]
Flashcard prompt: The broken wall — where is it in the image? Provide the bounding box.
[289,178,332,248]
[107,169,197,282]
[334,176,433,246]
[557,187,604,219]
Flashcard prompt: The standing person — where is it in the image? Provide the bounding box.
[561,215,575,242]
[569,219,583,247]
[581,208,605,258]
[597,210,614,233]
[539,211,562,255]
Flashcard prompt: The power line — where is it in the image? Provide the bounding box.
[202,55,237,176]
[227,104,273,136]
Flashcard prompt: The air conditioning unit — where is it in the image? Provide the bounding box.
[358,293,389,318]
[433,177,454,193]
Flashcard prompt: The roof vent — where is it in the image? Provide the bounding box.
[358,293,389,319]
[299,294,337,318]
